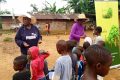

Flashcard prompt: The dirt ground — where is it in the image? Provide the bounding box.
[0,31,120,80]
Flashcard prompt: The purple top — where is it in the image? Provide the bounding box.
[69,22,85,42]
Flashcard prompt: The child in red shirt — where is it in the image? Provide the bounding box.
[28,46,49,80]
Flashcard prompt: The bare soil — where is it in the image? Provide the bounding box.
[0,31,120,80]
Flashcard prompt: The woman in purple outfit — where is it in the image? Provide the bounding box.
[69,14,87,44]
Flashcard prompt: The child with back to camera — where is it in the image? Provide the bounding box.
[83,42,90,50]
[81,45,112,80]
[52,40,72,80]
[72,46,85,80]
[66,40,78,80]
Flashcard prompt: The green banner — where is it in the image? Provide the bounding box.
[95,0,120,66]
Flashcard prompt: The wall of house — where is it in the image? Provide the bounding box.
[1,17,94,31]
[37,20,74,31]
[1,17,19,30]
[1,17,12,30]
[66,20,74,30]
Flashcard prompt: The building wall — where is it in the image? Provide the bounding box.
[1,17,19,30]
[66,20,74,30]
[2,17,95,31]
[1,17,12,30]
[37,20,74,31]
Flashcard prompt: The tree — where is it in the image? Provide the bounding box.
[0,0,6,3]
[29,0,70,14]
[0,0,10,15]
[41,2,57,13]
[30,4,39,13]
[0,10,11,15]
[41,1,69,13]
[119,0,120,10]
[64,0,95,14]
[64,0,81,13]
[0,0,6,11]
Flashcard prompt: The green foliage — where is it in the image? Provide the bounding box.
[0,30,14,34]
[30,0,95,14]
[0,10,11,15]
[0,17,2,29]
[41,1,68,13]
[0,23,2,29]
[103,8,112,19]
[108,25,119,43]
[0,0,9,15]
[30,4,39,13]
[64,0,95,14]
[29,1,69,14]
[118,0,120,10]
[3,37,13,42]
[0,0,6,3]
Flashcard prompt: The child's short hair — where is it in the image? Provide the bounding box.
[83,42,90,50]
[66,40,77,52]
[56,40,67,52]
[78,46,84,53]
[98,41,105,47]
[95,26,102,34]
[84,45,112,65]
[14,55,28,68]
[72,47,82,60]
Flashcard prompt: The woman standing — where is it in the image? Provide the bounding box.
[15,13,42,55]
[69,14,87,44]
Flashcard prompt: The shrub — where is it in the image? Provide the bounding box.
[3,37,13,42]
[0,23,2,29]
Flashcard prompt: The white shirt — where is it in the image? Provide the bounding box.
[52,55,72,80]
[95,36,103,44]
[84,37,92,45]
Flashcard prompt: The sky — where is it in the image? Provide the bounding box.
[1,0,67,14]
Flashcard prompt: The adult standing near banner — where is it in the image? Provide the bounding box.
[69,14,87,44]
[15,13,42,55]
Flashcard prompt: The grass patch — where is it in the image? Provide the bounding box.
[0,30,15,34]
[3,37,13,42]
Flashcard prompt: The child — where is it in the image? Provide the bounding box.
[66,40,78,80]
[83,42,90,50]
[43,60,49,80]
[93,26,103,44]
[39,50,49,80]
[97,41,105,47]
[84,37,92,45]
[52,40,72,80]
[93,27,106,80]
[81,45,112,80]
[72,46,84,80]
[28,46,49,80]
[13,55,31,80]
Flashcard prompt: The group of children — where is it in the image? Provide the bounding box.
[13,26,112,80]
[13,46,50,80]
